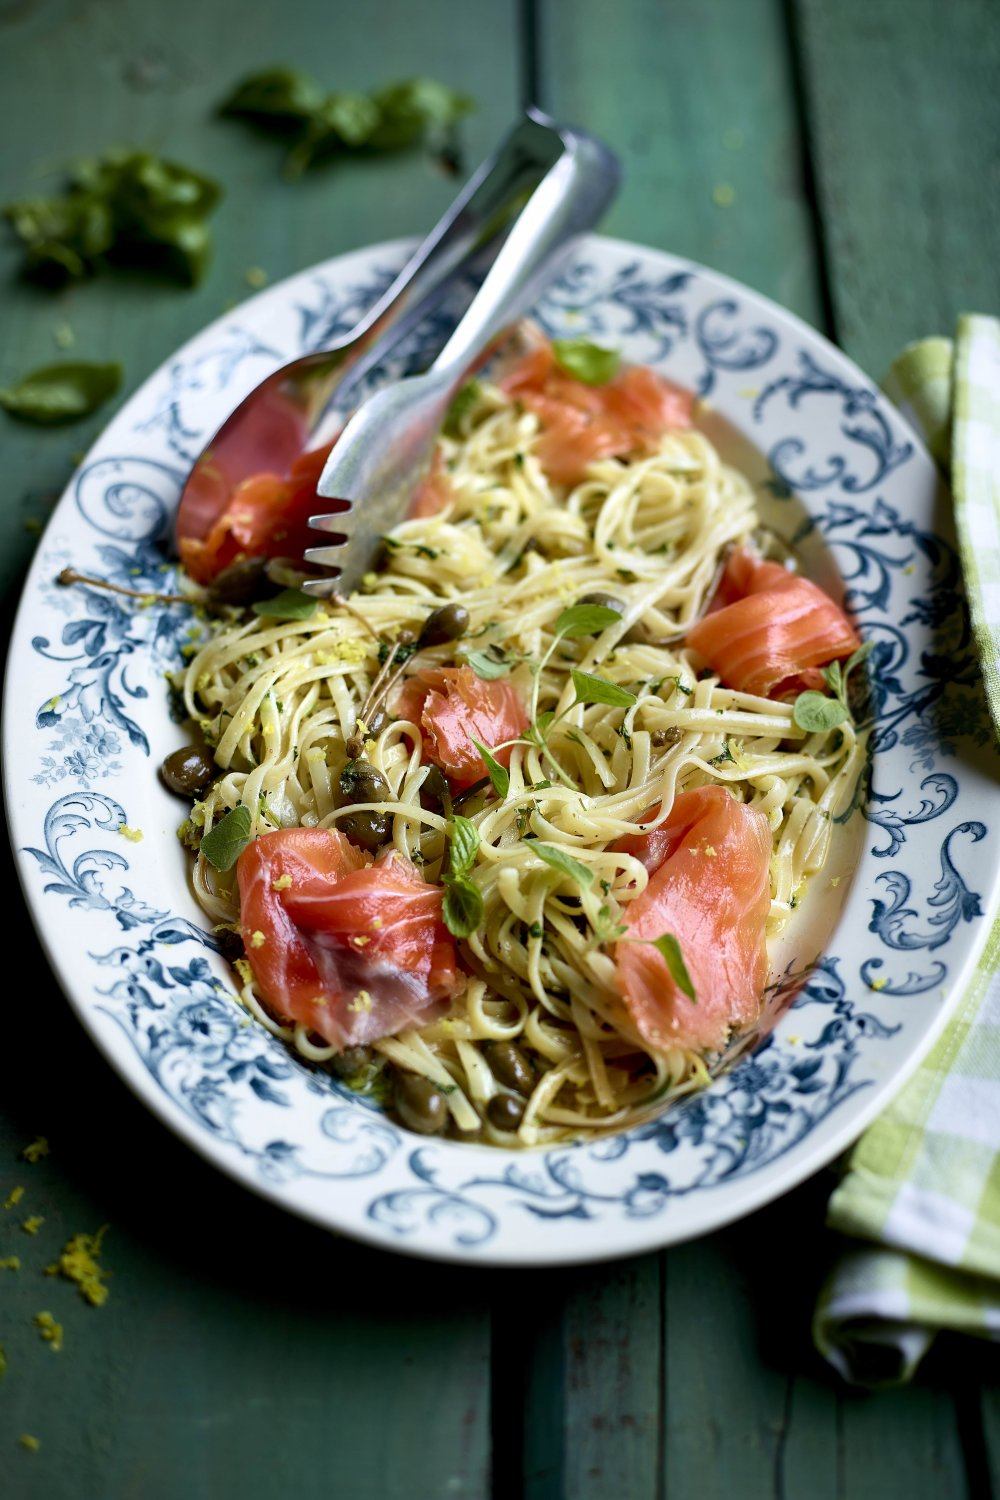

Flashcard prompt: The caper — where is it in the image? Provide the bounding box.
[394,1072,448,1135]
[651,727,682,749]
[418,602,470,648]
[338,807,391,854]
[160,744,217,798]
[580,591,626,616]
[213,926,245,962]
[330,1046,372,1079]
[205,555,270,606]
[419,764,453,816]
[338,758,392,806]
[487,1094,525,1132]
[486,1041,535,1097]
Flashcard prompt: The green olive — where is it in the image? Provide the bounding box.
[394,1072,448,1135]
[338,807,391,854]
[205,556,270,606]
[486,1041,535,1097]
[580,591,626,616]
[418,602,470,648]
[330,1046,372,1078]
[487,1094,525,1132]
[651,727,682,748]
[160,745,217,798]
[338,758,393,806]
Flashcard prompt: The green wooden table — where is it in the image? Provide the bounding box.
[1,1,998,1494]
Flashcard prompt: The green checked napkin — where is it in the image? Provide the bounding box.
[813,316,1000,1387]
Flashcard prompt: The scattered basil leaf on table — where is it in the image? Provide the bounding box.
[472,738,510,799]
[650,933,697,1003]
[4,150,222,286]
[200,805,253,872]
[552,338,621,386]
[220,68,473,176]
[0,361,122,425]
[529,842,594,888]
[251,588,318,621]
[570,669,637,709]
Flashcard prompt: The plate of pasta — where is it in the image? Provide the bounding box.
[5,235,997,1264]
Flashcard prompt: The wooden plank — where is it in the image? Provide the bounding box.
[794,0,1000,381]
[0,0,521,1493]
[537,0,827,324]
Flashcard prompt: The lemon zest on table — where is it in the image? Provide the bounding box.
[45,1226,110,1307]
[34,1311,63,1351]
[22,1137,49,1163]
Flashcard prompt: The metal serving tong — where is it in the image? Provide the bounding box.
[175,109,577,546]
[303,113,621,594]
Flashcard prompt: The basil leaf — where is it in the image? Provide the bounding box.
[367,78,474,150]
[554,603,621,638]
[462,649,509,680]
[4,150,221,287]
[442,876,483,938]
[219,66,327,124]
[821,661,844,697]
[200,805,253,872]
[251,588,318,621]
[650,933,697,1003]
[0,361,121,425]
[471,738,509,798]
[552,338,621,386]
[793,691,848,733]
[529,842,594,888]
[443,379,482,437]
[448,815,480,878]
[571,669,637,709]
[285,92,382,175]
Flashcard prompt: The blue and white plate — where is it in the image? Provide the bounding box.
[4,236,997,1265]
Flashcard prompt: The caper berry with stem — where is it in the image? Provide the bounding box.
[346,704,389,759]
[486,1041,535,1097]
[160,745,217,799]
[393,1072,448,1135]
[486,1094,525,1132]
[418,602,469,648]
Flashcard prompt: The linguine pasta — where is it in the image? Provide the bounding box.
[176,374,865,1147]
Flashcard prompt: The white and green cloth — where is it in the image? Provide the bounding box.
[814,316,1000,1386]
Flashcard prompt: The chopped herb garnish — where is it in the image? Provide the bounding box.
[650,933,697,1002]
[472,738,510,798]
[462,648,510,680]
[199,805,253,871]
[529,842,594,888]
[571,668,637,709]
[552,337,621,386]
[0,361,122,425]
[443,379,482,436]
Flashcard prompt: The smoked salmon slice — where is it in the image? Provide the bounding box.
[686,549,859,699]
[179,441,336,584]
[499,338,693,487]
[392,666,529,789]
[614,785,772,1053]
[236,827,459,1050]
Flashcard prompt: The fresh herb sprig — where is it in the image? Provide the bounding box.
[220,69,474,177]
[441,815,484,938]
[793,641,873,734]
